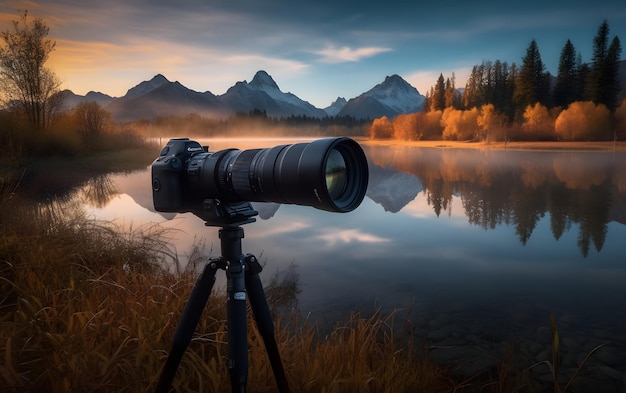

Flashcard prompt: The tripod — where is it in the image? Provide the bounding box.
[155,201,289,393]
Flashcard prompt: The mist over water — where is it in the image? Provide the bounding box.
[74,139,626,384]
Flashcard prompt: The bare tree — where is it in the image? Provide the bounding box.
[0,10,62,131]
[74,101,111,148]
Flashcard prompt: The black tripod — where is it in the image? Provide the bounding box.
[155,201,289,393]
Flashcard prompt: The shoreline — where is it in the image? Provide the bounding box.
[361,139,626,152]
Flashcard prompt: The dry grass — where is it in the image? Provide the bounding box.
[0,198,452,392]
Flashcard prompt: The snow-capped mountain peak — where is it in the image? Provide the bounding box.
[369,74,423,113]
[337,74,425,119]
[248,70,280,91]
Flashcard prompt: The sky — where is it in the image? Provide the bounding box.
[1,0,625,108]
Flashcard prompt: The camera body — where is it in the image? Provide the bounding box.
[151,138,206,212]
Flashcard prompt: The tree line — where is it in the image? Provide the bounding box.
[372,20,625,142]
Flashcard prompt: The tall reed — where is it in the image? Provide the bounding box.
[0,198,449,392]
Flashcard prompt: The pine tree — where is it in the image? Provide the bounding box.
[444,74,458,108]
[431,74,446,111]
[586,20,622,110]
[514,39,550,116]
[605,36,622,110]
[553,40,578,108]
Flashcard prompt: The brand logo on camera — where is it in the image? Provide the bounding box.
[187,146,203,152]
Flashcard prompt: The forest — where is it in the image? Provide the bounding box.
[371,21,625,142]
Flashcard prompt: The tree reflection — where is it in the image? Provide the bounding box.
[79,174,118,208]
[365,146,626,256]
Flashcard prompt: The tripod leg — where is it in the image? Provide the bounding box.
[245,255,290,393]
[155,261,218,393]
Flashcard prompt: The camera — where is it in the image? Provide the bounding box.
[151,137,369,218]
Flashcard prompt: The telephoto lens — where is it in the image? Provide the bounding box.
[152,137,369,214]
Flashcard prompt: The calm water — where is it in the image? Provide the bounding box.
[78,138,626,384]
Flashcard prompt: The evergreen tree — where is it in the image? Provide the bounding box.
[462,64,483,109]
[553,39,578,108]
[605,36,622,110]
[514,40,550,114]
[586,20,622,110]
[575,54,589,103]
[431,74,446,111]
[444,74,458,108]
[492,60,514,118]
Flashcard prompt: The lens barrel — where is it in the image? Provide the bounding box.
[196,137,368,213]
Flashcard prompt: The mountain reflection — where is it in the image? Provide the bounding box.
[364,146,626,257]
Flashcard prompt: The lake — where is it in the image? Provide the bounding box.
[78,138,626,389]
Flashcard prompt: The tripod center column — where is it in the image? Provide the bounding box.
[219,226,245,259]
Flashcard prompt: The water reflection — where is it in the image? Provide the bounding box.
[79,174,118,208]
[365,146,626,257]
[66,142,626,388]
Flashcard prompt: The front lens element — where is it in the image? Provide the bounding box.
[325,149,347,200]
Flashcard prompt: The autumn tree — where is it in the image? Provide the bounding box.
[477,104,509,142]
[0,11,62,131]
[521,103,555,140]
[420,110,444,140]
[369,116,394,139]
[614,99,626,140]
[74,102,111,148]
[441,107,479,140]
[554,101,611,141]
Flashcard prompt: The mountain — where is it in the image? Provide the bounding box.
[366,162,422,213]
[105,75,228,121]
[324,97,347,116]
[124,74,169,99]
[337,74,425,120]
[59,90,115,109]
[220,70,327,118]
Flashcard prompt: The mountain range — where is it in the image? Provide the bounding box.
[61,60,626,122]
[60,70,426,122]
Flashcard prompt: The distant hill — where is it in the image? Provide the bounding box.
[59,90,115,109]
[104,75,228,122]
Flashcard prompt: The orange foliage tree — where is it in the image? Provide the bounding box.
[441,107,479,140]
[392,113,420,140]
[615,99,626,140]
[521,103,557,140]
[477,104,509,142]
[554,101,611,141]
[369,116,394,139]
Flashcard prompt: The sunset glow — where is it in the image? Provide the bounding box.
[1,0,624,107]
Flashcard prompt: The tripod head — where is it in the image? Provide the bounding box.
[191,199,258,227]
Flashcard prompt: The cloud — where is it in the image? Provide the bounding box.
[313,45,392,63]
[317,229,391,246]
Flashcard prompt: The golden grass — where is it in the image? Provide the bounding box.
[0,198,451,392]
